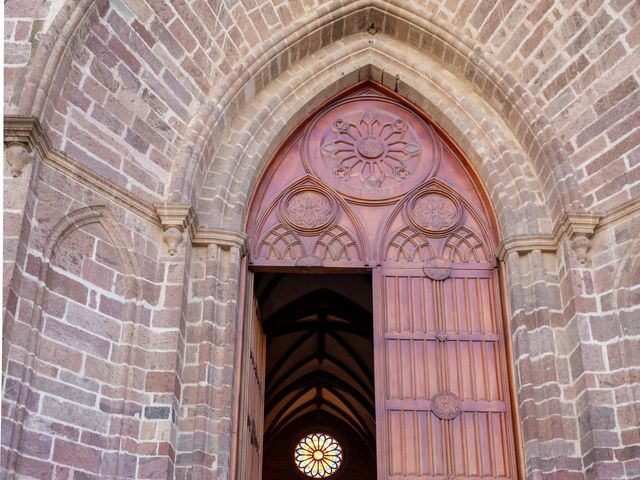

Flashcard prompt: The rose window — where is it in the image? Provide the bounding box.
[294,433,343,478]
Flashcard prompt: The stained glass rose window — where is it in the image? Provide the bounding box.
[294,433,343,478]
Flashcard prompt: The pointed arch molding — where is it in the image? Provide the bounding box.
[15,1,583,228]
[194,45,557,238]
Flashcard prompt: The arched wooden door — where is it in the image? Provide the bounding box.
[244,83,518,479]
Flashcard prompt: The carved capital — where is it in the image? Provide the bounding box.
[562,211,601,237]
[193,227,248,255]
[497,211,602,263]
[155,203,194,256]
[4,142,33,177]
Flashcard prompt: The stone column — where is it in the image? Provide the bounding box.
[503,248,582,478]
[3,140,35,306]
[173,230,246,480]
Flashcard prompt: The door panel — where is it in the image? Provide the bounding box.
[375,267,515,479]
[237,281,266,480]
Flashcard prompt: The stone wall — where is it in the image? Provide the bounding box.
[3,1,639,479]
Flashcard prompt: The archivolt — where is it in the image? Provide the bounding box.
[169,2,584,225]
[194,40,552,239]
[22,0,583,230]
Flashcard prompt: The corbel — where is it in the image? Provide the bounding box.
[561,212,601,265]
[4,141,34,177]
[155,203,195,256]
[497,211,602,264]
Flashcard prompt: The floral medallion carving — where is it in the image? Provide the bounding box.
[319,110,421,191]
[286,192,332,228]
[304,96,439,204]
[408,192,462,236]
[431,391,462,420]
[423,256,452,280]
[280,188,337,235]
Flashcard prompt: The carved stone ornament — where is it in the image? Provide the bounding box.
[155,203,192,256]
[162,227,184,256]
[409,192,462,236]
[4,142,33,177]
[319,110,421,191]
[435,332,448,342]
[303,97,439,204]
[431,391,462,420]
[423,256,453,280]
[280,188,337,235]
[570,233,591,265]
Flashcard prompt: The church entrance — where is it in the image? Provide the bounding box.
[237,82,518,479]
[255,272,376,480]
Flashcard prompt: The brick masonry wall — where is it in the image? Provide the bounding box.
[2,161,182,478]
[3,1,639,479]
[4,1,638,213]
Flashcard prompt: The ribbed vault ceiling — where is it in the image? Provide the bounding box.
[255,273,375,452]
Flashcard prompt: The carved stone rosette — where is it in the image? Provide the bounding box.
[319,110,422,191]
[303,94,440,205]
[279,186,337,236]
[408,191,463,237]
[431,391,462,420]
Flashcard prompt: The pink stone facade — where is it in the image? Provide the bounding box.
[2,1,639,479]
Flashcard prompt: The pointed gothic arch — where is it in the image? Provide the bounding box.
[238,82,522,480]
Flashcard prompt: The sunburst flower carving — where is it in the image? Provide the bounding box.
[320,110,421,190]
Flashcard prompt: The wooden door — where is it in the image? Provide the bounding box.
[374,265,516,479]
[244,82,518,479]
[237,279,266,480]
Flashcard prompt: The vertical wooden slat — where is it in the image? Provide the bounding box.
[377,268,516,479]
[236,286,266,480]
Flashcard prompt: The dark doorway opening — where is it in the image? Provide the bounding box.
[254,272,376,480]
